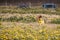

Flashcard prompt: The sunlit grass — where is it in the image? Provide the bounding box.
[51,18,60,24]
[0,24,60,40]
[0,6,60,40]
[0,6,60,15]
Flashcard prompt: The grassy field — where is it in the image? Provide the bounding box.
[0,6,60,15]
[0,6,60,40]
[0,22,60,40]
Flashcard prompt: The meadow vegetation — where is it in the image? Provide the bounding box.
[0,6,60,40]
[0,23,60,40]
[51,18,60,24]
[0,16,36,22]
[0,6,60,15]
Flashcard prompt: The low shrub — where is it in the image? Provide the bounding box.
[22,16,36,23]
[51,18,60,24]
[0,16,36,22]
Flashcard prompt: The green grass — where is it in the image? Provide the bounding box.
[0,6,60,15]
[51,18,60,24]
[0,16,36,22]
[0,6,60,40]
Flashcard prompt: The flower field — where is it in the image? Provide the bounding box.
[0,6,60,40]
[0,23,60,40]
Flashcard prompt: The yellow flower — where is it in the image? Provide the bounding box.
[53,30,59,34]
[39,30,43,33]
